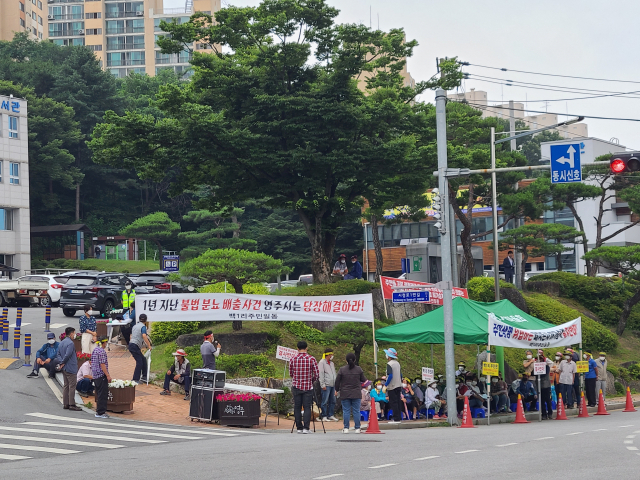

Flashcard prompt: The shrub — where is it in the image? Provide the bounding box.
[615,381,625,395]
[281,280,379,297]
[618,367,632,383]
[466,277,514,302]
[628,363,640,380]
[216,354,277,378]
[283,321,330,345]
[608,365,619,378]
[524,293,618,353]
[197,282,270,295]
[151,321,204,344]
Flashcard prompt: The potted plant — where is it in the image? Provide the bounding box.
[76,352,91,369]
[96,319,108,337]
[73,335,82,353]
[216,393,261,427]
[107,379,137,413]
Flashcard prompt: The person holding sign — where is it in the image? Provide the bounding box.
[536,350,554,420]
[557,350,577,408]
[584,352,599,407]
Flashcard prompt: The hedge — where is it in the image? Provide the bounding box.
[466,277,515,302]
[524,293,618,353]
[197,282,269,295]
[282,280,379,297]
[283,321,331,345]
[151,321,204,345]
[527,272,640,328]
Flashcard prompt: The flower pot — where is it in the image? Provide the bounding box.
[217,400,261,427]
[73,336,82,353]
[107,385,136,413]
[96,323,108,337]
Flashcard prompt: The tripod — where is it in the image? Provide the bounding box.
[290,387,326,434]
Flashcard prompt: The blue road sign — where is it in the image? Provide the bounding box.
[162,255,180,272]
[550,143,582,184]
[392,291,430,303]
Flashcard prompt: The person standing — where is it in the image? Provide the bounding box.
[317,347,337,422]
[595,352,608,402]
[344,255,363,280]
[568,348,581,403]
[26,333,59,378]
[558,350,577,408]
[537,350,554,420]
[161,349,192,401]
[78,305,97,354]
[55,327,81,411]
[129,315,151,382]
[335,352,367,433]
[289,341,319,434]
[121,280,136,312]
[584,352,599,407]
[91,336,112,419]
[383,348,403,424]
[455,361,467,377]
[523,350,535,376]
[502,251,515,283]
[201,330,221,370]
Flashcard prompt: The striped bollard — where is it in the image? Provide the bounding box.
[23,333,31,367]
[45,306,51,332]
[13,325,21,359]
[1,311,8,351]
[16,307,22,327]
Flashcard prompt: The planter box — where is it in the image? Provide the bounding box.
[96,322,108,337]
[217,400,260,427]
[77,357,90,370]
[107,386,135,413]
[73,336,82,353]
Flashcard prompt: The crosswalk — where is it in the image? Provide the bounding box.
[0,412,261,463]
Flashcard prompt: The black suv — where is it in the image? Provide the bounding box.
[133,270,193,294]
[58,272,148,317]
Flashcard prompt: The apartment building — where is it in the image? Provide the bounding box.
[0,95,31,276]
[0,0,47,42]
[47,0,220,78]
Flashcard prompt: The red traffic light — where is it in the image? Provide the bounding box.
[610,153,640,174]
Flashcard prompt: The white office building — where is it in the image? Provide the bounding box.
[0,94,30,277]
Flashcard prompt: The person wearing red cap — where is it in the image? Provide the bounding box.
[161,349,191,401]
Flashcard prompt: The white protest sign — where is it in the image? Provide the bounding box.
[488,315,582,349]
[533,362,547,376]
[276,345,298,362]
[422,367,434,382]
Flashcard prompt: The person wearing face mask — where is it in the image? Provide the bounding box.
[401,377,419,420]
[26,332,60,379]
[334,352,367,433]
[523,350,535,376]
[550,351,562,398]
[332,254,348,277]
[383,348,403,424]
[411,377,425,406]
[517,374,538,411]
[455,362,466,377]
[78,304,97,354]
[361,380,372,415]
[370,380,389,420]
[55,327,82,411]
[537,350,554,420]
[595,352,608,403]
[467,374,487,408]
[318,347,338,422]
[490,375,509,414]
[567,348,581,403]
[121,280,136,312]
[425,380,446,419]
[557,350,577,408]
[584,352,599,407]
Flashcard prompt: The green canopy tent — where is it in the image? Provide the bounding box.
[375,296,556,345]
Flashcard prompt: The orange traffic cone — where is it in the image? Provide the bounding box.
[556,393,568,420]
[595,389,610,415]
[578,392,591,418]
[459,396,476,428]
[365,397,384,434]
[623,387,637,412]
[513,394,530,424]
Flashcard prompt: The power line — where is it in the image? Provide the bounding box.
[460,62,640,85]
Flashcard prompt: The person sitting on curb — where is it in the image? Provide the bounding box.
[425,380,446,419]
[361,380,372,416]
[370,380,389,420]
[160,349,192,400]
[76,359,94,397]
[517,373,538,411]
[490,374,510,414]
[27,332,59,378]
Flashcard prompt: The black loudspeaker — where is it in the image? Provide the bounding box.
[189,387,220,421]
[192,369,226,389]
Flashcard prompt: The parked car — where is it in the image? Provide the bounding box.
[0,276,50,307]
[133,271,194,294]
[57,272,150,317]
[25,274,66,307]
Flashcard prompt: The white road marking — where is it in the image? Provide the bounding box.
[414,456,440,461]
[368,464,397,469]
[0,454,31,460]
[535,437,554,440]
[26,413,238,437]
[0,426,165,444]
[24,422,203,440]
[0,434,123,449]
[627,435,637,439]
[455,450,479,454]
[496,443,518,447]
[627,446,639,451]
[8,323,31,328]
[0,443,79,455]
[624,440,634,444]
[619,425,634,428]
[218,429,268,435]
[46,323,67,329]
[566,432,583,436]
[313,475,345,479]
[592,428,607,431]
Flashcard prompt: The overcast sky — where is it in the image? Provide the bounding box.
[165,0,640,150]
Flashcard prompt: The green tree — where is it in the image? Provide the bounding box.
[179,208,256,259]
[120,212,181,255]
[583,245,640,335]
[325,323,371,366]
[181,248,290,329]
[498,223,583,289]
[89,0,461,283]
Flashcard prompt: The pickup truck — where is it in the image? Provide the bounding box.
[0,278,50,307]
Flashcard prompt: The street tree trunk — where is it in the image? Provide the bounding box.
[231,214,240,238]
[520,251,529,291]
[451,185,475,286]
[370,214,383,282]
[227,278,244,330]
[298,210,337,284]
[566,202,592,276]
[617,288,640,335]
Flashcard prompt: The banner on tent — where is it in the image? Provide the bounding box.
[380,276,468,306]
[488,313,582,348]
[137,293,374,323]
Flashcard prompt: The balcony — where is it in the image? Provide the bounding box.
[107,42,145,51]
[49,13,83,20]
[105,11,144,18]
[155,55,191,65]
[106,27,144,34]
[49,30,84,36]
[106,59,145,67]
[47,0,83,3]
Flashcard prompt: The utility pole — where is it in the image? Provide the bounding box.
[509,100,522,290]
[435,88,457,425]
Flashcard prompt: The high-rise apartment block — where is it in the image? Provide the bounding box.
[2,0,220,78]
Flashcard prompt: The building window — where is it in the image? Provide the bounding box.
[86,12,101,18]
[20,18,26,27]
[9,163,19,185]
[39,32,43,39]
[0,161,2,182]
[32,11,36,19]
[8,117,18,139]
[0,209,13,231]
[37,0,42,8]
[86,28,103,35]
[0,254,14,267]
[38,15,42,25]
[19,2,25,12]
[87,44,102,51]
